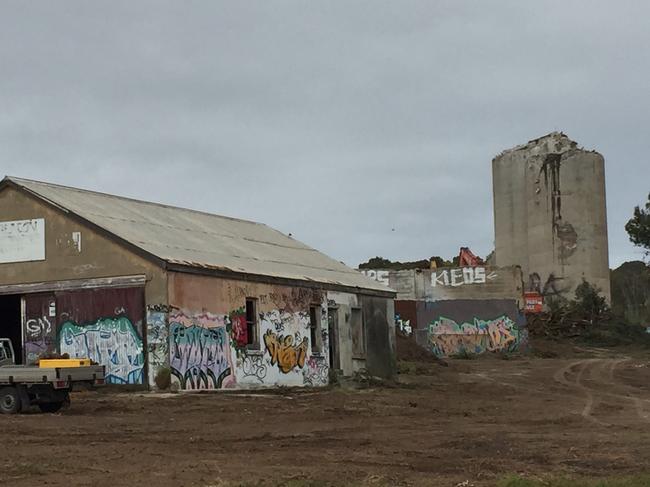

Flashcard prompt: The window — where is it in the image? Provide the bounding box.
[245,298,259,348]
[351,308,366,358]
[309,305,321,353]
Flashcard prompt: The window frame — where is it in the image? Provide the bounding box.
[309,304,322,355]
[245,298,260,350]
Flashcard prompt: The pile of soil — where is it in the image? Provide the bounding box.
[396,332,437,362]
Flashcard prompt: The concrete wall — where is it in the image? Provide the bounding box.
[165,272,395,390]
[361,266,523,303]
[493,133,610,302]
[361,266,525,357]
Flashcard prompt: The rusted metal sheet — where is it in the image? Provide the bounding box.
[23,293,57,364]
[56,287,146,384]
[0,275,146,296]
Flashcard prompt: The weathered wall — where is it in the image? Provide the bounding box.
[167,272,326,389]
[361,266,523,303]
[0,186,168,305]
[492,133,610,302]
[166,273,394,390]
[361,266,525,356]
[360,295,396,378]
[326,291,359,376]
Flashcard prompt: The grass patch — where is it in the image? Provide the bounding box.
[207,476,396,487]
[498,474,650,487]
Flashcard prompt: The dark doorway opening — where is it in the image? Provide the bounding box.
[0,294,22,364]
[327,308,340,371]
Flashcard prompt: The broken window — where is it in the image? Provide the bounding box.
[245,298,259,349]
[351,307,366,358]
[309,305,321,353]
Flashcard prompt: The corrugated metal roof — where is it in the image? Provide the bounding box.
[4,176,392,294]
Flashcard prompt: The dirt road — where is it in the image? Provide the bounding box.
[2,351,650,486]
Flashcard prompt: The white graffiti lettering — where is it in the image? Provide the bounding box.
[431,267,497,287]
[25,316,52,338]
[360,270,390,286]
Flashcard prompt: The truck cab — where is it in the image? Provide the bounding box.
[0,339,15,367]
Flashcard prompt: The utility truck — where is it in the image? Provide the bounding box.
[0,338,105,414]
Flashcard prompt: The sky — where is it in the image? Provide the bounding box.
[1,1,648,269]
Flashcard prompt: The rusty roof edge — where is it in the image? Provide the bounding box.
[166,262,396,298]
[5,176,264,226]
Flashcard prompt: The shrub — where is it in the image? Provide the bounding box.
[154,367,171,390]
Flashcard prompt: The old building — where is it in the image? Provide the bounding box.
[360,264,527,357]
[492,132,610,302]
[0,177,396,390]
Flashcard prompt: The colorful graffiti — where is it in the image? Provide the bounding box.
[59,317,144,384]
[303,355,328,387]
[169,317,233,390]
[428,315,522,357]
[263,329,308,373]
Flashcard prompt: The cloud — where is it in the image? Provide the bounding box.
[0,1,648,268]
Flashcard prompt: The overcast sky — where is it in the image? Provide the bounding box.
[1,1,648,268]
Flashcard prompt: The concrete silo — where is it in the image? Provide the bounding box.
[492,132,610,301]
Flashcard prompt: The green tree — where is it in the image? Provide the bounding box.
[626,192,650,254]
[572,279,609,323]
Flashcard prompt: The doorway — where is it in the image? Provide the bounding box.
[327,307,340,371]
[0,295,23,364]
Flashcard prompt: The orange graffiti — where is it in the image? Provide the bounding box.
[263,330,308,373]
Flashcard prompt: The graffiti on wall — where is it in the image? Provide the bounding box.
[395,314,412,336]
[263,329,308,373]
[169,310,234,390]
[264,288,323,313]
[527,272,570,298]
[24,315,55,364]
[241,353,268,382]
[431,267,498,287]
[59,317,144,384]
[146,305,169,385]
[303,355,328,387]
[360,270,390,286]
[428,315,523,357]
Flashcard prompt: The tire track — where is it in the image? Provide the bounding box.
[553,358,650,425]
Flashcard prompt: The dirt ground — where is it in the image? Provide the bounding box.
[3,346,650,487]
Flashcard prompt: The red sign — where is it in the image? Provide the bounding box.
[524,292,543,313]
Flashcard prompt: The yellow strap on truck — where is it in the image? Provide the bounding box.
[38,359,91,368]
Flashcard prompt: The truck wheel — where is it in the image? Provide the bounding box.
[38,393,70,414]
[0,387,22,414]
